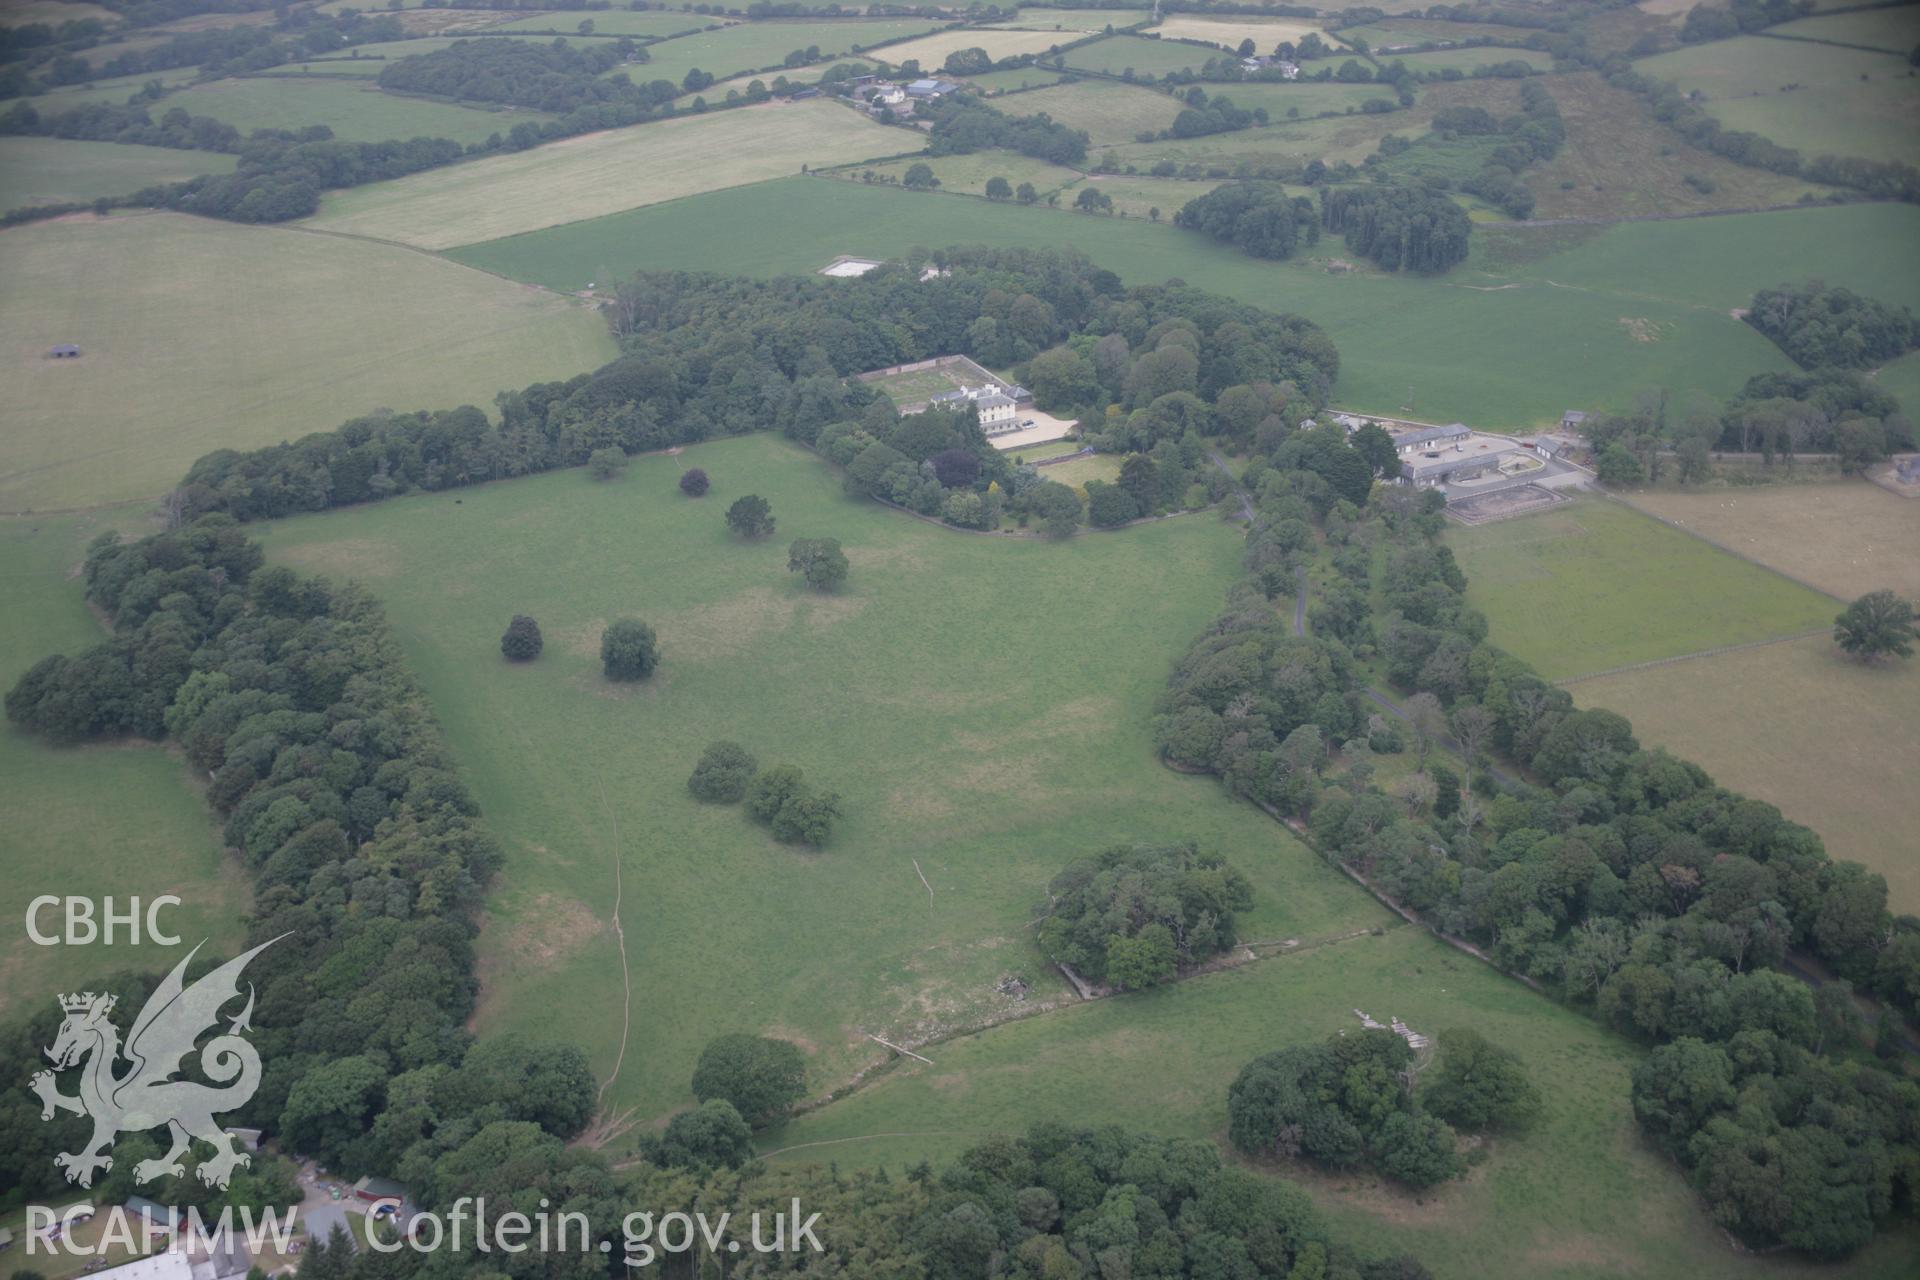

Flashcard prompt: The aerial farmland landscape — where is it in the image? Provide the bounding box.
[1,1,1918,1277]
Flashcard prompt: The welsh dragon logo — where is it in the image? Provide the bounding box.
[31,937,281,1190]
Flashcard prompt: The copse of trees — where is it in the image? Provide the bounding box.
[691,1033,808,1128]
[1173,181,1320,260]
[376,37,657,114]
[746,763,841,847]
[1744,281,1917,371]
[924,96,1090,167]
[1321,185,1472,273]
[1037,843,1254,990]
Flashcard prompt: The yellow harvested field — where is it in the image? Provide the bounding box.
[1624,483,1920,601]
[1149,16,1337,50]
[869,27,1078,70]
[303,101,896,250]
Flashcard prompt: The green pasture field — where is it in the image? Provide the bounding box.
[1192,78,1408,120]
[0,512,250,1024]
[1381,45,1556,74]
[21,67,200,113]
[0,213,614,512]
[1573,634,1920,914]
[965,66,1073,93]
[0,0,117,24]
[989,8,1149,35]
[862,26,1076,72]
[1623,482,1920,603]
[672,60,875,107]
[1444,497,1835,680]
[1146,15,1339,51]
[0,137,236,206]
[1634,37,1920,167]
[1074,173,1227,219]
[999,78,1186,144]
[489,10,726,37]
[632,18,949,84]
[1035,452,1122,487]
[1519,71,1840,219]
[845,151,1084,200]
[162,77,557,144]
[1062,33,1223,78]
[1336,18,1541,48]
[252,433,1385,1124]
[303,100,896,250]
[1770,6,1920,55]
[758,923,1920,1280]
[254,35,562,75]
[449,176,1856,429]
[1878,349,1920,414]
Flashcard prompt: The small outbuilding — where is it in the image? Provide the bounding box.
[48,344,82,358]
[1561,409,1587,430]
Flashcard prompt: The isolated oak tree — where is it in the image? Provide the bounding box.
[600,618,658,680]
[787,537,849,591]
[688,740,757,803]
[679,467,709,496]
[726,494,775,538]
[1834,590,1915,662]
[500,615,543,662]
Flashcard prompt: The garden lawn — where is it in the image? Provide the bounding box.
[0,137,236,206]
[0,213,613,511]
[252,433,1385,1126]
[302,101,897,249]
[0,512,249,1024]
[1444,496,1836,680]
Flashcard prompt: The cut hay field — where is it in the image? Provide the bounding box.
[1634,37,1920,167]
[1147,15,1338,50]
[0,137,236,206]
[303,101,895,250]
[759,923,1920,1280]
[1771,6,1920,55]
[1063,33,1224,77]
[1520,71,1840,219]
[1622,482,1920,602]
[0,213,614,512]
[863,26,1074,71]
[1000,79,1186,144]
[450,176,1849,429]
[632,17,950,83]
[252,433,1386,1125]
[0,512,249,1023]
[163,77,557,144]
[1444,497,1836,680]
[1572,635,1920,913]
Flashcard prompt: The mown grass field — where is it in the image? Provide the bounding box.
[1634,37,1920,167]
[1000,78,1186,144]
[1194,78,1407,119]
[1771,6,1920,55]
[163,76,557,144]
[0,512,249,1023]
[253,434,1386,1125]
[1063,33,1223,77]
[450,175,1846,429]
[864,26,1075,71]
[1444,497,1836,680]
[1573,634,1920,913]
[1623,482,1920,602]
[0,137,236,205]
[0,213,614,511]
[759,923,1920,1280]
[303,101,894,249]
[1521,71,1840,219]
[632,17,950,84]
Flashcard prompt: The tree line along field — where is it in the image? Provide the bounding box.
[864,26,1077,73]
[301,100,896,250]
[0,512,249,1022]
[628,17,951,86]
[988,7,1149,35]
[448,177,1915,432]
[1633,36,1920,168]
[0,137,236,205]
[1771,6,1920,56]
[251,433,1386,1127]
[758,924,1920,1280]
[1443,497,1836,681]
[157,77,558,145]
[0,213,615,512]
[842,150,1083,203]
